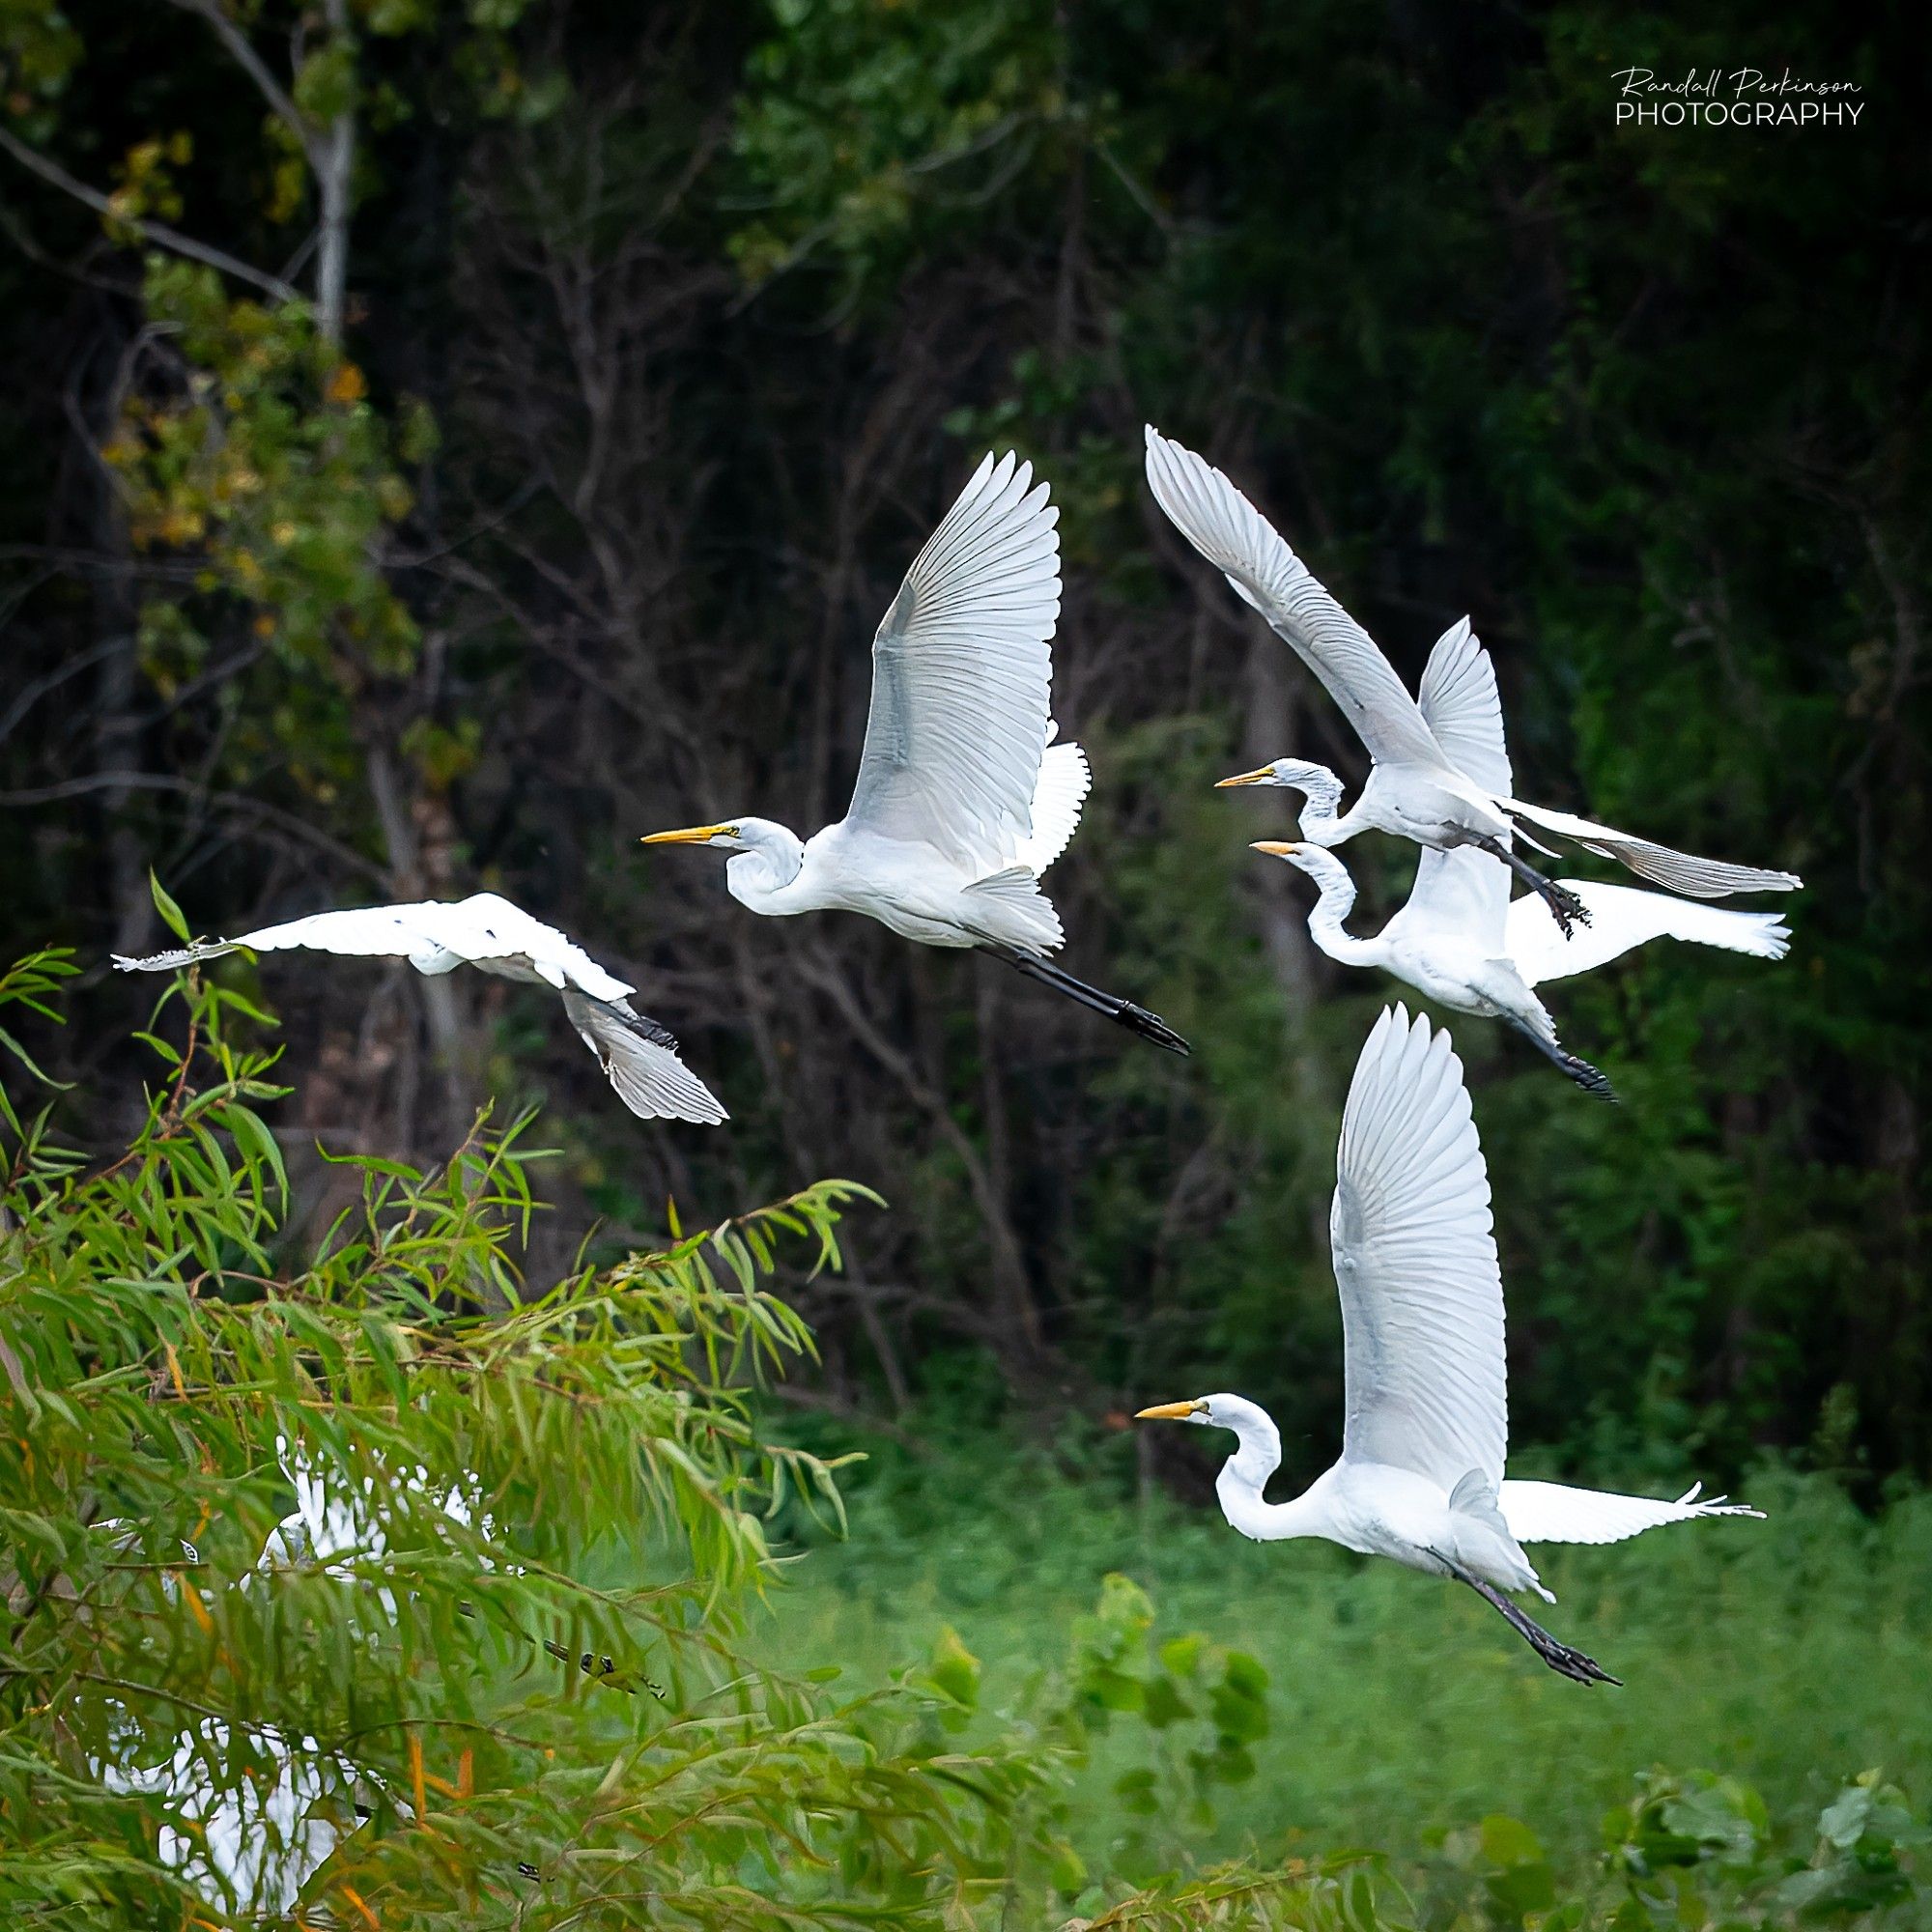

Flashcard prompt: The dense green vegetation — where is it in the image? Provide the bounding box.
[773,1438,1932,1876]
[1,960,1924,1921]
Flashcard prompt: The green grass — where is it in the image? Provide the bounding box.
[756,1443,1932,1876]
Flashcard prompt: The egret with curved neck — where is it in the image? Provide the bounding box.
[1249,838,1787,1095]
[1147,425,1801,935]
[641,453,1186,1054]
[1137,1007,1762,1685]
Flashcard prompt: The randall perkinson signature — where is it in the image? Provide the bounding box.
[1613,68,1864,126]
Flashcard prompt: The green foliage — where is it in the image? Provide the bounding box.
[0,958,1369,1925]
[730,0,1068,292]
[111,262,417,672]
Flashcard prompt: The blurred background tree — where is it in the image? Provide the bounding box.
[0,0,1923,1498]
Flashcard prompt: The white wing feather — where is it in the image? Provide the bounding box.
[1500,1478,1763,1546]
[1012,725,1090,874]
[1502,797,1802,898]
[1506,879,1792,987]
[846,451,1061,869]
[113,893,726,1126]
[1385,622,1514,952]
[1331,1005,1507,1492]
[114,894,635,1001]
[1415,617,1511,797]
[1144,426,1446,770]
[561,991,728,1125]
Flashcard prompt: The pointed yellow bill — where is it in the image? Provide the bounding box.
[640,824,731,845]
[1250,840,1303,857]
[1134,1399,1206,1421]
[1215,766,1274,788]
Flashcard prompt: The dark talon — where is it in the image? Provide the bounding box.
[1438,1553,1625,1688]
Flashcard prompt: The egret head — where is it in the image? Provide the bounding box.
[640,819,756,854]
[1215,758,1347,839]
[1249,839,1351,892]
[1216,756,1334,794]
[1136,1393,1280,1470]
[1136,1393,1257,1431]
[641,815,806,895]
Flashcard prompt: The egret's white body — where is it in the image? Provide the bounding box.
[1138,1007,1761,1683]
[113,891,725,1124]
[643,451,1185,1051]
[1249,622,1790,1093]
[1143,426,1801,931]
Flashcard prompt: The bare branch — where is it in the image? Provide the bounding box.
[161,0,312,159]
[0,125,299,305]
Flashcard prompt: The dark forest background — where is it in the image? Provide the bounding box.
[1,0,1923,1492]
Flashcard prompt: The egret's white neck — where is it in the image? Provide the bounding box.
[724,821,807,909]
[1293,853,1383,970]
[1279,764,1361,848]
[1206,1395,1329,1544]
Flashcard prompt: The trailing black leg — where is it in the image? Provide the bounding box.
[1437,1558,1621,1686]
[1508,1017,1617,1102]
[992,949,1191,1056]
[1470,832,1591,937]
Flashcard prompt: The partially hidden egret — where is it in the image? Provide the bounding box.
[641,451,1188,1054]
[113,892,725,1124]
[1136,1005,1761,1684]
[1143,426,1801,935]
[1244,621,1790,1095]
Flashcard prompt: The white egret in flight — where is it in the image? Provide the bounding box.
[641,451,1188,1054]
[1242,622,1791,1094]
[1143,425,1801,936]
[1137,1006,1761,1684]
[113,893,726,1124]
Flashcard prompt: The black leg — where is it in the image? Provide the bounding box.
[1435,1556,1621,1686]
[1507,1017,1617,1102]
[991,950,1191,1056]
[1470,833,1592,937]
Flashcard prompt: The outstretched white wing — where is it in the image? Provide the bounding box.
[561,991,728,1125]
[113,893,634,1002]
[1502,797,1802,898]
[1012,725,1090,874]
[114,894,726,1126]
[1331,1006,1506,1493]
[845,451,1061,870]
[1416,617,1511,797]
[1144,427,1446,770]
[1499,1478,1763,1546]
[1385,623,1514,952]
[1505,880,1792,987]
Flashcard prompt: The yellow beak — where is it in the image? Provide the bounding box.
[1215,766,1274,788]
[640,824,731,846]
[1134,1399,1206,1421]
[1250,840,1302,857]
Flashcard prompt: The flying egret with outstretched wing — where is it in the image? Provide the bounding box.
[1143,426,1800,934]
[1247,621,1790,1094]
[641,452,1186,1053]
[1137,1006,1761,1684]
[114,892,726,1124]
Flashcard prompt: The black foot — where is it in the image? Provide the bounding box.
[1000,951,1192,1056]
[1471,834,1592,939]
[1529,871,1592,940]
[1450,1562,1624,1689]
[1561,1053,1617,1102]
[1113,1000,1192,1057]
[1524,1627,1622,1687]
